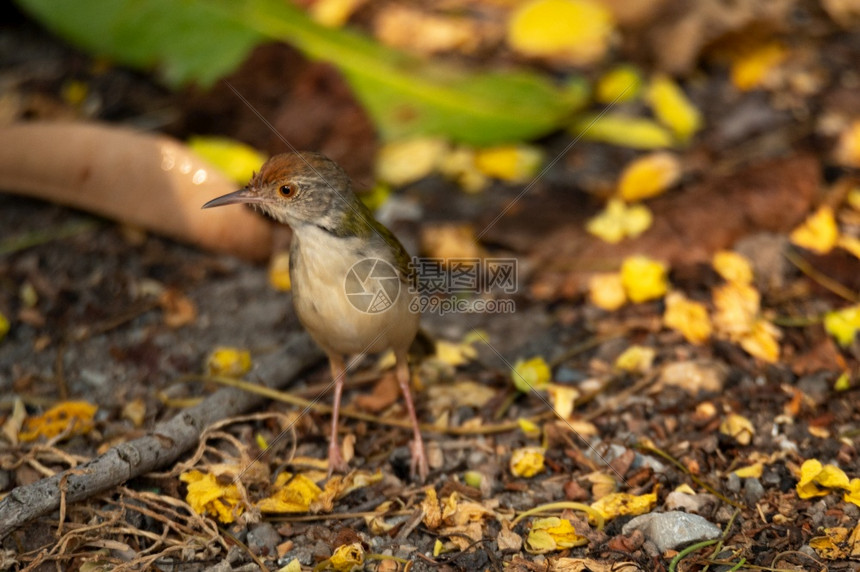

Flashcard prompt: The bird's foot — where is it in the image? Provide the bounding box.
[327,441,349,477]
[409,438,429,482]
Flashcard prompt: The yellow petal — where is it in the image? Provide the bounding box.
[586,199,652,244]
[268,251,292,291]
[547,384,580,420]
[0,310,10,342]
[376,138,448,186]
[824,304,860,347]
[572,113,674,149]
[310,0,363,27]
[518,417,542,438]
[180,470,244,523]
[439,147,488,193]
[510,447,546,478]
[837,235,860,260]
[188,136,266,185]
[511,356,552,393]
[796,459,851,499]
[525,517,587,554]
[421,488,442,529]
[206,347,252,378]
[596,65,642,104]
[734,463,764,478]
[328,543,365,571]
[719,413,755,446]
[435,340,478,367]
[835,371,851,392]
[474,145,543,182]
[614,345,656,374]
[739,319,781,363]
[731,42,788,91]
[810,528,849,560]
[589,272,627,311]
[647,75,703,142]
[18,401,98,442]
[712,250,754,285]
[590,490,657,521]
[835,120,860,168]
[507,0,614,66]
[844,479,860,508]
[618,152,681,202]
[712,282,760,339]
[620,255,669,303]
[790,206,839,254]
[257,472,322,513]
[663,291,712,344]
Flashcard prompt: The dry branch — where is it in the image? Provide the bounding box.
[0,333,323,538]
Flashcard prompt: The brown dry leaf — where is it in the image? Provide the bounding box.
[425,380,496,417]
[527,154,817,300]
[441,492,494,527]
[159,288,197,328]
[121,398,147,428]
[657,360,727,394]
[443,522,485,550]
[422,487,442,529]
[1,398,27,445]
[836,121,860,167]
[498,521,524,551]
[551,558,641,572]
[311,470,383,513]
[365,500,397,534]
[822,0,860,26]
[353,372,399,413]
[588,473,617,499]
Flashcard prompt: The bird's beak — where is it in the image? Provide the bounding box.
[202,188,265,209]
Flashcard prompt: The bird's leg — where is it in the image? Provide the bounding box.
[395,349,428,481]
[327,353,349,476]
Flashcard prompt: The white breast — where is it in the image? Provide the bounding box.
[290,225,419,357]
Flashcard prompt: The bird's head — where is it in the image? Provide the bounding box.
[203,152,367,234]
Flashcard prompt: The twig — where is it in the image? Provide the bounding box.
[0,333,322,539]
[196,374,538,436]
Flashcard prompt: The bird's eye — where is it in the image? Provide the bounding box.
[279,183,297,198]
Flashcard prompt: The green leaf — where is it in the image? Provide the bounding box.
[16,0,589,145]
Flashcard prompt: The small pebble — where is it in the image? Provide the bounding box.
[622,511,721,553]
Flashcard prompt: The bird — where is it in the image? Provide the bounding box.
[202,152,427,480]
